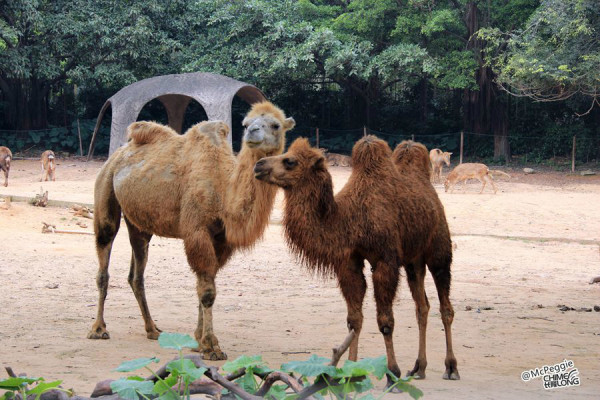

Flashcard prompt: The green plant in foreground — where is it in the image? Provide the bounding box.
[110,333,206,400]
[0,376,70,400]
[112,332,423,400]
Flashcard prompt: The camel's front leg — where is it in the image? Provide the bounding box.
[372,260,401,390]
[185,231,227,360]
[338,256,366,361]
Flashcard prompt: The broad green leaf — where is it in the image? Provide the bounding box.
[222,355,265,373]
[281,354,338,377]
[114,357,159,372]
[152,375,178,395]
[0,377,42,390]
[27,381,63,395]
[265,384,288,400]
[235,371,257,394]
[166,359,207,384]
[158,333,198,350]
[110,379,154,400]
[387,376,423,400]
[156,392,180,400]
[356,356,388,379]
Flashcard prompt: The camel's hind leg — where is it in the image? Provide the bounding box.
[124,218,161,339]
[405,259,429,379]
[372,259,401,389]
[428,258,460,380]
[88,190,121,340]
[338,254,367,362]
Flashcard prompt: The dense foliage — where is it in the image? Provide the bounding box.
[0,0,598,161]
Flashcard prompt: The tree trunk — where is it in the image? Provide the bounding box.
[462,1,511,160]
[0,77,50,130]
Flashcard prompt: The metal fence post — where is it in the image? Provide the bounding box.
[572,135,576,173]
[460,131,464,164]
[316,127,319,149]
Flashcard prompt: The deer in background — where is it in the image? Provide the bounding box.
[40,150,56,182]
[1,146,12,187]
[429,149,452,183]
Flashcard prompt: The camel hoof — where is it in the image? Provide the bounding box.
[87,329,110,340]
[201,349,228,361]
[146,331,161,340]
[443,369,460,380]
[406,370,426,380]
[385,375,403,393]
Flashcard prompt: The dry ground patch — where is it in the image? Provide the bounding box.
[1,158,599,399]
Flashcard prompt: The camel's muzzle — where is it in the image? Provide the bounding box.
[254,159,270,180]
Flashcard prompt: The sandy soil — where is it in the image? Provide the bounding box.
[1,158,599,400]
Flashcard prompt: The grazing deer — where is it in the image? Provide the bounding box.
[0,146,12,187]
[40,150,56,182]
[444,163,510,194]
[429,149,452,183]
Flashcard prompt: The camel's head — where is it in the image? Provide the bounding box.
[242,101,295,156]
[254,138,327,189]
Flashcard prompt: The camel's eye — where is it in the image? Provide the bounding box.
[283,158,297,169]
[271,123,280,130]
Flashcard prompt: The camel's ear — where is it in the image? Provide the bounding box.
[312,156,326,171]
[282,117,295,131]
[448,152,453,155]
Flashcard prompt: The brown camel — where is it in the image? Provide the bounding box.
[1,146,12,187]
[254,136,459,386]
[87,102,295,360]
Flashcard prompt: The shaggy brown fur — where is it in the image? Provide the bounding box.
[444,162,510,194]
[393,140,432,180]
[0,146,12,187]
[254,136,459,385]
[40,150,56,182]
[87,102,295,361]
[429,148,452,183]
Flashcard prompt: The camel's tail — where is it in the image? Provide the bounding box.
[392,140,431,179]
[489,170,511,179]
[128,121,177,145]
[351,135,392,170]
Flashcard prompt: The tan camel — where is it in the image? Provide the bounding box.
[40,150,56,182]
[87,102,295,360]
[1,146,12,187]
[429,148,451,183]
[254,136,459,387]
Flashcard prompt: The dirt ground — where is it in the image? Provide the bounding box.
[1,157,599,400]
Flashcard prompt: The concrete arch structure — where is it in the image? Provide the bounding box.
[87,72,266,158]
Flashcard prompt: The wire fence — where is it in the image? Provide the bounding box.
[1,122,599,167]
[288,126,600,167]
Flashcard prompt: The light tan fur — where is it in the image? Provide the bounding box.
[87,102,295,361]
[0,146,12,187]
[429,148,452,183]
[444,163,509,194]
[40,150,56,182]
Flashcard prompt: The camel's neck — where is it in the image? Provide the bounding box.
[223,146,279,248]
[283,170,340,273]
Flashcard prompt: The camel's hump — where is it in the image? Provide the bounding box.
[351,135,392,170]
[128,121,178,145]
[392,140,431,177]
